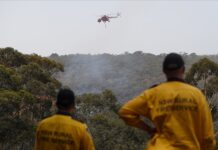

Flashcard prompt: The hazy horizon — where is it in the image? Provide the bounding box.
[1,1,218,56]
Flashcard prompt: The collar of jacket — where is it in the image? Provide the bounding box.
[56,110,72,116]
[167,77,185,83]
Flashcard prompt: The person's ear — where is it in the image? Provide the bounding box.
[182,66,185,73]
[70,104,75,112]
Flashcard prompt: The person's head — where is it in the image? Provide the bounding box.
[163,53,185,79]
[56,88,75,111]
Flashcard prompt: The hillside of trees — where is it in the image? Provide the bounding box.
[0,47,218,149]
[0,47,63,149]
[50,52,218,102]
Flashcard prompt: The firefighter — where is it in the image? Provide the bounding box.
[119,53,216,150]
[35,88,95,150]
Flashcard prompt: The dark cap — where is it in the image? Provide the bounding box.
[57,88,75,108]
[163,53,184,71]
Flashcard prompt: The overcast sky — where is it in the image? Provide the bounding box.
[1,0,218,56]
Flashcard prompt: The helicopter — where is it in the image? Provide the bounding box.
[97,13,120,24]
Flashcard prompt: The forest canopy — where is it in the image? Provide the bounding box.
[0,47,63,149]
[50,51,218,102]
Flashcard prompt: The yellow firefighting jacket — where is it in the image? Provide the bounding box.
[119,79,216,150]
[35,112,95,150]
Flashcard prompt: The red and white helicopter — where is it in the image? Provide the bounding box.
[97,13,121,24]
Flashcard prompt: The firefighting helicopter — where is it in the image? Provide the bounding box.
[97,13,120,24]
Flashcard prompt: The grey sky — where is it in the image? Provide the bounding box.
[1,1,218,56]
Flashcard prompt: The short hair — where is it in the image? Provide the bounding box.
[163,53,184,71]
[56,88,75,109]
